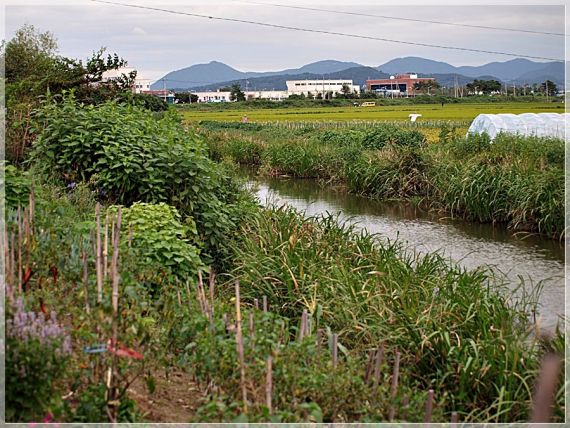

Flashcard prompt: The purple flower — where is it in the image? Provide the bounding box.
[7,298,72,355]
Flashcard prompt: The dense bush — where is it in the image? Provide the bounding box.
[31,95,243,263]
[317,125,426,150]
[115,202,203,281]
[118,92,169,112]
[2,162,32,209]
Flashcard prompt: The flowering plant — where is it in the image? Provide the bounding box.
[6,298,72,422]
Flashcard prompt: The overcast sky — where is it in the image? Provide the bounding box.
[4,0,566,82]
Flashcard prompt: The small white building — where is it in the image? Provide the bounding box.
[101,67,151,93]
[193,91,233,103]
[244,90,288,101]
[286,79,360,97]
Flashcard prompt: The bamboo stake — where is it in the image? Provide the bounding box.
[262,295,268,312]
[265,356,273,415]
[109,208,122,422]
[364,349,375,384]
[208,268,216,317]
[82,250,90,314]
[103,213,109,280]
[373,345,385,388]
[299,309,308,341]
[253,298,259,310]
[450,411,458,427]
[234,281,248,412]
[95,203,103,303]
[17,206,22,294]
[4,227,11,300]
[424,389,434,424]
[248,312,255,351]
[530,353,562,423]
[9,232,16,289]
[332,333,338,369]
[316,328,324,354]
[388,350,401,421]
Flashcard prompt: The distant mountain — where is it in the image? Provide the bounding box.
[514,62,565,86]
[151,60,363,90]
[378,57,457,75]
[185,66,387,92]
[153,57,565,91]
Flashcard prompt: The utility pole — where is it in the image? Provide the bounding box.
[546,80,549,102]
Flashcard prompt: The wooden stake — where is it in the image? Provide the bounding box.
[17,206,22,294]
[424,389,434,424]
[9,232,16,289]
[316,328,324,354]
[299,309,308,341]
[253,298,259,310]
[208,268,216,317]
[248,312,255,351]
[103,213,109,280]
[82,250,90,314]
[364,349,375,384]
[530,353,562,423]
[373,345,385,388]
[109,207,122,423]
[266,356,273,415]
[388,350,401,421]
[95,203,103,303]
[262,295,268,312]
[234,281,248,412]
[450,411,458,428]
[332,333,338,369]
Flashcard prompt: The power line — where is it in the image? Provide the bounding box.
[235,0,566,37]
[89,0,562,61]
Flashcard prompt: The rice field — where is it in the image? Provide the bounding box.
[181,102,564,123]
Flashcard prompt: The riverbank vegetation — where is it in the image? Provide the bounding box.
[203,121,565,238]
[4,24,565,424]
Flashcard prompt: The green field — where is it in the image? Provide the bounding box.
[181,102,564,123]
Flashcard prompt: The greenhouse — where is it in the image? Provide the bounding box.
[468,112,569,141]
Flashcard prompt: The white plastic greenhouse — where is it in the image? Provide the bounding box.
[467,113,569,141]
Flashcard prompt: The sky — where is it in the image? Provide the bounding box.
[4,0,567,82]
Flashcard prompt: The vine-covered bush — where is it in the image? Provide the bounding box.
[115,202,203,280]
[31,95,244,262]
[317,125,425,150]
[2,162,31,209]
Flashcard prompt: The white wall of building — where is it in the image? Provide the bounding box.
[193,91,232,102]
[101,66,151,93]
[286,79,360,96]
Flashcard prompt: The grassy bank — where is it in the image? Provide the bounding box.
[202,122,565,238]
[5,96,565,424]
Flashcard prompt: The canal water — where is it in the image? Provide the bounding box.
[246,174,565,331]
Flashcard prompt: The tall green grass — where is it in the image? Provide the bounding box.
[223,206,564,422]
[202,123,565,238]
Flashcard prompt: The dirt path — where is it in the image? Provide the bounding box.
[129,368,204,423]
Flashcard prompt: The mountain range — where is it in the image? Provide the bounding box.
[151,57,565,91]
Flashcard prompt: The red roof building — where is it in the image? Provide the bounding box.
[366,74,436,96]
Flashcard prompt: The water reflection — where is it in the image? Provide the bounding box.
[246,174,565,331]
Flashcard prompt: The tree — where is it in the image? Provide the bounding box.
[229,83,246,101]
[340,84,352,98]
[413,80,440,95]
[465,79,501,95]
[2,24,134,163]
[540,80,558,96]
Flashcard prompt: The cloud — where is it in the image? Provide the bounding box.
[131,26,146,35]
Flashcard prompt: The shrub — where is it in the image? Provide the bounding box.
[114,202,203,281]
[2,162,31,210]
[31,95,242,263]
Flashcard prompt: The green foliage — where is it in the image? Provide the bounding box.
[118,92,169,112]
[225,207,554,421]
[115,202,203,281]
[230,83,246,102]
[31,95,243,262]
[2,162,32,209]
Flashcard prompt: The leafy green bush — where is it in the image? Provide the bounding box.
[118,92,169,112]
[2,162,31,209]
[115,202,203,281]
[31,95,243,262]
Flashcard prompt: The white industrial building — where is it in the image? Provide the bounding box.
[101,67,151,93]
[286,79,360,96]
[190,79,359,103]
